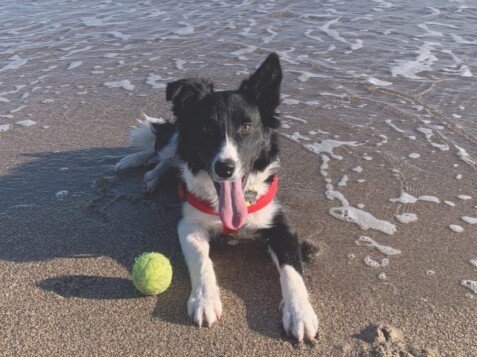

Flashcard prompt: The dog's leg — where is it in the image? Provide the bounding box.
[143,160,169,192]
[178,219,222,327]
[262,212,318,342]
[115,148,156,171]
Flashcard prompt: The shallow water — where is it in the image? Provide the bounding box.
[1,0,476,133]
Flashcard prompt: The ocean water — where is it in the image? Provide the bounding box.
[1,1,476,129]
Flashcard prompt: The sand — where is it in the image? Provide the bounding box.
[0,82,475,356]
[1,1,477,351]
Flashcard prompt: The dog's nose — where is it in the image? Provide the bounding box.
[214,159,236,179]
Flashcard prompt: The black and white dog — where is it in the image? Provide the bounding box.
[116,53,318,342]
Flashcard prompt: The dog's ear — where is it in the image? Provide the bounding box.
[239,53,282,128]
[166,77,214,116]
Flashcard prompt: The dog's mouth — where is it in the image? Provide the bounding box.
[213,175,249,231]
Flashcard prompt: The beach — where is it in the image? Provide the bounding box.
[1,1,476,355]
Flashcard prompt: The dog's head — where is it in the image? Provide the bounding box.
[166,53,282,229]
[167,52,281,178]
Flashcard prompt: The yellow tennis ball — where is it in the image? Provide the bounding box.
[131,252,172,295]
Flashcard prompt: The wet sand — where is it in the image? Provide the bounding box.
[0,83,476,356]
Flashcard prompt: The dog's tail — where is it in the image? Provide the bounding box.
[129,120,156,149]
[129,113,172,149]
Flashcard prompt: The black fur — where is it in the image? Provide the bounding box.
[239,52,282,129]
[151,122,176,152]
[260,211,303,275]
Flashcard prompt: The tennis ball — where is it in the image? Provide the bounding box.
[131,252,172,295]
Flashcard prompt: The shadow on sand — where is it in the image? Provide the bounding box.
[0,147,285,339]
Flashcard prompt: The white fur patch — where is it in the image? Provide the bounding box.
[129,120,156,148]
[278,265,318,341]
[212,135,242,180]
[178,219,222,327]
[217,135,239,162]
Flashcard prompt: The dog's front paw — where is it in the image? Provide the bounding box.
[281,295,318,342]
[188,285,222,327]
[143,169,160,192]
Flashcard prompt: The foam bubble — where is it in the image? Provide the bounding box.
[449,224,463,233]
[282,131,311,142]
[462,216,477,224]
[408,152,420,159]
[376,134,388,146]
[444,201,455,207]
[391,42,439,79]
[303,139,359,160]
[108,31,131,40]
[231,45,257,60]
[319,18,363,51]
[455,145,475,166]
[288,70,328,82]
[67,61,82,70]
[174,22,194,35]
[390,192,440,204]
[104,80,134,90]
[329,206,396,235]
[16,120,37,127]
[364,255,389,268]
[419,195,440,203]
[417,127,449,151]
[0,124,11,132]
[461,280,477,294]
[56,190,69,200]
[385,119,405,133]
[458,195,472,200]
[146,74,174,89]
[368,77,392,86]
[81,16,105,27]
[10,105,26,113]
[283,115,307,123]
[469,258,477,268]
[355,236,401,255]
[395,212,418,224]
[0,55,27,72]
[325,183,349,206]
[352,166,363,173]
[174,59,186,70]
[320,155,330,177]
[338,174,348,187]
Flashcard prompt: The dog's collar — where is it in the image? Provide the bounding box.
[178,175,278,235]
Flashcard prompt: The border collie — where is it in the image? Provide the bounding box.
[116,53,318,342]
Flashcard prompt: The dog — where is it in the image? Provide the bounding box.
[116,53,318,342]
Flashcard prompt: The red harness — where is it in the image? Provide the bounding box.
[178,175,278,234]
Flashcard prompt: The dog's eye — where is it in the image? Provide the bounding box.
[238,123,252,134]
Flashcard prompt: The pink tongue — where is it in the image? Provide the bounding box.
[218,179,248,230]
